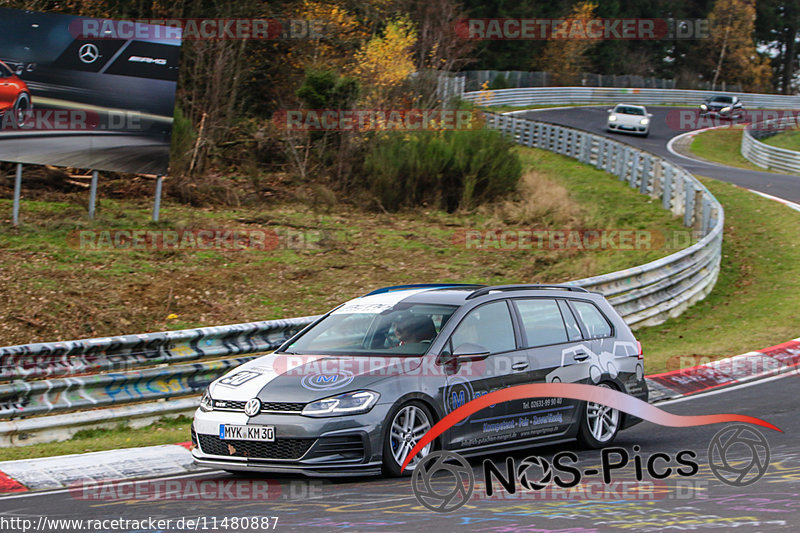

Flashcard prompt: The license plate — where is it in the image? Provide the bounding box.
[219,424,275,441]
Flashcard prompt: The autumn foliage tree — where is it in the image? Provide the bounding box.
[351,17,418,108]
[534,1,598,86]
[707,0,772,92]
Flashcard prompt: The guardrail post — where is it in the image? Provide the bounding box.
[153,175,163,222]
[692,189,703,234]
[684,181,695,227]
[651,160,663,199]
[12,163,22,226]
[640,156,652,194]
[709,206,719,234]
[595,138,606,169]
[662,166,673,210]
[605,143,616,173]
[629,152,640,188]
[617,147,629,180]
[672,173,684,217]
[88,170,99,220]
[580,133,591,163]
[701,197,711,236]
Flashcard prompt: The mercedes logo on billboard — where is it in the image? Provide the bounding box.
[78,43,100,64]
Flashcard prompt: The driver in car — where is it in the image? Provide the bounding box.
[394,315,437,346]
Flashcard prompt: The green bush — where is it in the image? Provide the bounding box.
[363,128,521,212]
[169,106,196,176]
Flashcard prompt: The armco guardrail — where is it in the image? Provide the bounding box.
[0,110,724,431]
[487,113,723,329]
[0,316,318,382]
[461,86,800,110]
[741,117,800,174]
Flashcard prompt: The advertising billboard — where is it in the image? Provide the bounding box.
[0,8,181,174]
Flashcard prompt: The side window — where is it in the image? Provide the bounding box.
[557,300,583,341]
[514,299,568,347]
[571,301,612,339]
[0,64,10,78]
[451,301,516,354]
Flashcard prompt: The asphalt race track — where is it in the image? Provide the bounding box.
[522,106,800,204]
[1,375,798,532]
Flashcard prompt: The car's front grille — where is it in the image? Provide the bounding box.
[305,435,365,461]
[212,400,305,413]
[197,434,315,459]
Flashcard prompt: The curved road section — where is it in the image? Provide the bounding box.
[0,376,797,531]
[521,106,800,204]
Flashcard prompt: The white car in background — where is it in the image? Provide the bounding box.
[606,104,651,137]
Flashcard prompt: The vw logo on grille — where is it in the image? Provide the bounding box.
[244,398,262,417]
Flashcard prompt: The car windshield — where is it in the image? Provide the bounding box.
[615,106,645,115]
[280,302,458,356]
[711,96,733,103]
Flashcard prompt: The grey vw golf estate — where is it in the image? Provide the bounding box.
[191,284,648,477]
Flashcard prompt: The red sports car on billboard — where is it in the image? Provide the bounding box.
[0,59,31,126]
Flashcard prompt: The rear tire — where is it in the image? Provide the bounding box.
[577,383,621,449]
[382,401,435,477]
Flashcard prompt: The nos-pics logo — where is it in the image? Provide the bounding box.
[411,424,771,512]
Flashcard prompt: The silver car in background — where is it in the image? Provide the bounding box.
[607,104,652,137]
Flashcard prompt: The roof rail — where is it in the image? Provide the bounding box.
[364,283,485,297]
[466,284,589,300]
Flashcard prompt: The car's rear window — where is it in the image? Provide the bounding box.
[571,301,613,339]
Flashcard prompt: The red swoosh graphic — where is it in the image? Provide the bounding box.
[400,383,781,472]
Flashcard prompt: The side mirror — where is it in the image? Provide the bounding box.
[647,113,653,117]
[607,109,613,113]
[452,343,490,361]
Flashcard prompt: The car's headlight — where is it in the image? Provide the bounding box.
[700,104,707,111]
[199,389,213,412]
[608,115,617,121]
[721,106,731,113]
[640,118,649,125]
[302,390,380,417]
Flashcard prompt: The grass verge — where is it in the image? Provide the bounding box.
[688,126,769,172]
[0,416,192,461]
[0,148,686,346]
[762,128,800,151]
[636,176,800,372]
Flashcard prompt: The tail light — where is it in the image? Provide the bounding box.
[636,341,643,359]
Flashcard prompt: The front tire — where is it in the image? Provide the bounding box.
[12,92,31,127]
[577,383,621,448]
[382,401,434,477]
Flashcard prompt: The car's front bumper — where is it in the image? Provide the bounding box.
[699,108,738,117]
[190,404,392,477]
[608,122,649,134]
